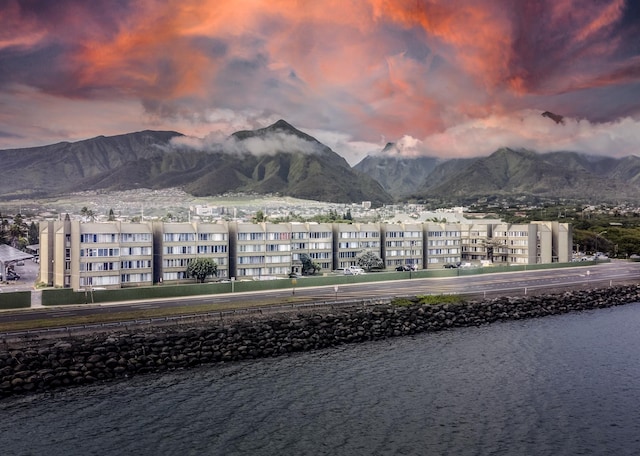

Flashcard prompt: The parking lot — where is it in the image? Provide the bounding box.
[0,258,39,293]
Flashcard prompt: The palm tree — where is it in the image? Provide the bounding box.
[80,206,96,222]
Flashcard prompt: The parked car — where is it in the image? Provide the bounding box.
[443,263,458,269]
[395,265,411,271]
[344,265,364,275]
[5,270,20,281]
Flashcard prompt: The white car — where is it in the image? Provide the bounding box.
[344,266,364,275]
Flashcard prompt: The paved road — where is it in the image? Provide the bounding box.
[0,258,39,293]
[1,261,638,329]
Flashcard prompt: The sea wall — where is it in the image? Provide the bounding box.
[2,285,640,398]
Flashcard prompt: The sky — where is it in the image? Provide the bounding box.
[1,0,639,165]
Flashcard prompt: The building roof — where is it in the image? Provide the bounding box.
[0,244,34,266]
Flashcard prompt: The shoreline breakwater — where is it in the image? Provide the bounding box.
[2,285,640,399]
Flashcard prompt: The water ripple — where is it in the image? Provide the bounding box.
[2,304,640,455]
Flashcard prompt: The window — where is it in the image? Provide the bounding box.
[239,244,264,252]
[121,273,152,283]
[121,246,152,256]
[81,233,118,243]
[266,244,291,252]
[265,255,291,263]
[120,233,151,242]
[80,262,118,271]
[121,260,151,269]
[309,242,331,250]
[267,232,291,240]
[81,248,120,257]
[163,233,195,242]
[198,233,227,241]
[163,258,190,268]
[163,271,188,280]
[238,255,266,264]
[79,275,120,286]
[163,246,193,255]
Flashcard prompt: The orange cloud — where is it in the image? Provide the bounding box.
[1,0,638,153]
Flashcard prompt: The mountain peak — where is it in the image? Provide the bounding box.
[232,119,320,145]
[271,119,296,130]
[381,142,396,153]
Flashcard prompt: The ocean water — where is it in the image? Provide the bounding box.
[3,303,640,456]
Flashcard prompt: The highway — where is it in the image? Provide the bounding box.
[1,261,639,328]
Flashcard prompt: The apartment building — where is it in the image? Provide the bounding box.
[460,223,490,262]
[152,222,229,284]
[228,222,292,278]
[196,223,230,278]
[40,220,153,290]
[459,222,572,265]
[490,223,538,265]
[533,221,572,263]
[425,223,462,267]
[381,223,423,269]
[291,222,333,273]
[41,219,573,290]
[333,223,381,270]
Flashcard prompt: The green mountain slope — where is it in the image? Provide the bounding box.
[0,121,393,206]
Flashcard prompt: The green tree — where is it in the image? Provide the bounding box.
[299,253,321,275]
[356,250,384,271]
[107,209,116,221]
[253,210,266,223]
[0,213,8,245]
[8,214,28,249]
[186,257,218,283]
[28,221,39,245]
[80,206,96,221]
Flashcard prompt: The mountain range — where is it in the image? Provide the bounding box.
[1,120,639,205]
[0,120,392,206]
[355,147,640,204]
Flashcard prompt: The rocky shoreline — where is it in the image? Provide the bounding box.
[2,285,640,399]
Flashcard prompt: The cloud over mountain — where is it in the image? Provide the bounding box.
[1,0,639,164]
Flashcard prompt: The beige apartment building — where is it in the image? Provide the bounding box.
[533,221,572,263]
[460,223,491,262]
[40,219,153,290]
[228,222,293,278]
[291,222,333,273]
[459,221,572,265]
[425,223,462,267]
[333,223,381,270]
[40,219,572,289]
[381,223,423,269]
[489,223,538,265]
[152,222,229,284]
